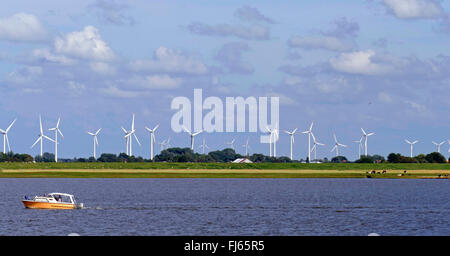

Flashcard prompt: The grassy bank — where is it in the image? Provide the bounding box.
[1,168,449,179]
[0,162,449,170]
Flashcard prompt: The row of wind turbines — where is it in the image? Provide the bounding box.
[1,115,449,162]
[267,121,375,162]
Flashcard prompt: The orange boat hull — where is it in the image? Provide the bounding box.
[22,200,75,209]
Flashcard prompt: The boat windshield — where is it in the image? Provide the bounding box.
[51,195,73,203]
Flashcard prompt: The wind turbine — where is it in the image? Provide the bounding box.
[405,139,418,157]
[432,141,445,153]
[145,123,159,161]
[165,138,171,149]
[310,132,325,162]
[225,138,236,150]
[0,118,16,153]
[266,124,279,157]
[123,113,141,156]
[331,133,347,157]
[302,121,314,161]
[158,139,167,151]
[121,127,130,155]
[87,128,101,159]
[183,126,202,151]
[361,128,375,156]
[284,128,298,160]
[353,137,363,159]
[31,115,55,157]
[48,117,64,162]
[242,138,251,156]
[199,137,209,154]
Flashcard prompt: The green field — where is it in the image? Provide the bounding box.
[0,162,449,178]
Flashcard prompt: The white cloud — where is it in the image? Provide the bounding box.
[0,13,47,42]
[7,66,42,83]
[89,61,116,75]
[288,35,353,52]
[383,0,444,19]
[99,85,141,98]
[330,50,392,75]
[128,74,182,89]
[54,26,115,61]
[188,22,270,41]
[129,46,207,75]
[32,48,76,65]
[67,81,86,96]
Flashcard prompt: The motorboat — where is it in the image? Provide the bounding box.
[22,193,84,209]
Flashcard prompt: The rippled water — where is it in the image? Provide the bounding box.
[0,178,448,236]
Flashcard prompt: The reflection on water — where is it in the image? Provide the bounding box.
[0,178,449,236]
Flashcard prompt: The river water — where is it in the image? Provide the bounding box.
[0,178,448,236]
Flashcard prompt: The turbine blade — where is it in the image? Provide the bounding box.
[121,126,128,134]
[56,117,61,128]
[87,132,95,136]
[43,135,55,143]
[95,136,99,145]
[361,128,366,135]
[309,121,314,131]
[31,136,41,148]
[6,118,16,133]
[182,125,190,134]
[153,123,160,131]
[193,130,203,136]
[39,115,43,134]
[134,133,141,146]
[95,128,102,135]
[58,129,64,138]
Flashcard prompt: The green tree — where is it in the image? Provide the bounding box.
[425,152,446,163]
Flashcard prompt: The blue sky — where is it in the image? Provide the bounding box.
[0,0,449,160]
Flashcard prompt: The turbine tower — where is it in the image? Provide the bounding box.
[145,123,159,161]
[405,139,418,157]
[331,133,347,157]
[87,128,101,159]
[284,128,298,160]
[121,127,130,155]
[0,118,16,153]
[31,115,55,157]
[48,117,64,162]
[123,113,141,156]
[225,138,236,150]
[353,137,363,159]
[266,124,279,157]
[361,128,375,156]
[242,138,251,156]
[183,126,202,151]
[432,141,445,153]
[302,121,314,162]
[311,132,325,162]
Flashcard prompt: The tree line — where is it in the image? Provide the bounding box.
[0,149,448,163]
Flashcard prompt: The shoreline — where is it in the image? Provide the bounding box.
[1,169,449,178]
